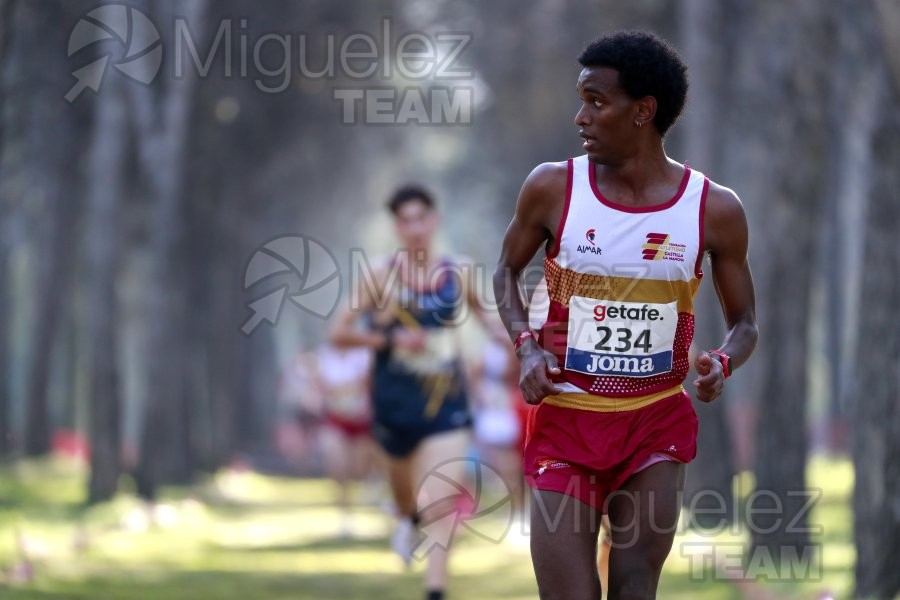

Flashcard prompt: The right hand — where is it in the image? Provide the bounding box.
[692,352,725,403]
[392,327,427,352]
[518,343,563,405]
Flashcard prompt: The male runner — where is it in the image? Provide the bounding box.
[312,343,376,538]
[331,185,507,600]
[493,31,758,599]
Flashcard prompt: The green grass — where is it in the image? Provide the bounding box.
[0,457,853,599]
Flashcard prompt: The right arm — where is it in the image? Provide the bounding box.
[328,266,389,350]
[492,162,568,405]
[329,263,426,352]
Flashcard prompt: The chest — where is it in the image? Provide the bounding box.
[370,269,462,329]
[556,201,701,283]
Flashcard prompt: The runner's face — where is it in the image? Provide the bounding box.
[393,199,437,251]
[574,66,641,164]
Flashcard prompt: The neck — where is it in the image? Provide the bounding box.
[401,247,432,268]
[599,143,671,183]
[397,247,439,291]
[593,143,681,206]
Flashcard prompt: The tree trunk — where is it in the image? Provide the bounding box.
[818,0,881,455]
[132,0,207,499]
[0,0,13,457]
[23,67,80,458]
[0,241,9,457]
[852,105,900,600]
[85,74,127,504]
[677,0,737,525]
[852,4,900,594]
[718,1,830,558]
[193,159,241,471]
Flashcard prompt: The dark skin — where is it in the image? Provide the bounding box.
[492,66,758,599]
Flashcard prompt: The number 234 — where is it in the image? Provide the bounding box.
[595,327,652,353]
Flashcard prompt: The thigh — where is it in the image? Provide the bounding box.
[319,425,349,477]
[413,428,470,480]
[410,429,470,507]
[606,461,685,598]
[348,435,375,478]
[530,489,604,600]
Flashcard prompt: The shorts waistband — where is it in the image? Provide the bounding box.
[542,385,685,413]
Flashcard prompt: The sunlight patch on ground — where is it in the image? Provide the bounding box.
[0,457,855,599]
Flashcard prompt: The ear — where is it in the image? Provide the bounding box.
[634,96,657,128]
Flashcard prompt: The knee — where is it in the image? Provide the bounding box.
[607,581,653,600]
[417,493,456,522]
[608,569,656,600]
[531,535,602,600]
[607,552,666,600]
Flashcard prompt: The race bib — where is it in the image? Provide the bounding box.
[565,296,678,378]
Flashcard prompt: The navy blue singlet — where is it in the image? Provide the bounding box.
[370,259,471,457]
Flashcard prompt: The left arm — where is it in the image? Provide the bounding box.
[693,183,759,402]
[461,260,512,346]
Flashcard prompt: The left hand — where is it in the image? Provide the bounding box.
[693,352,724,403]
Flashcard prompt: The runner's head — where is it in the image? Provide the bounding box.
[575,31,687,163]
[387,184,438,251]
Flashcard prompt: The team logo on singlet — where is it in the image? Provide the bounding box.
[641,232,685,262]
[577,228,602,255]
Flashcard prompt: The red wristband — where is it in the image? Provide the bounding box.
[708,350,732,379]
[513,330,537,351]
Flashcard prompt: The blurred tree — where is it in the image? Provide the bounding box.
[0,0,14,457]
[85,72,127,504]
[132,0,208,499]
[183,0,398,465]
[183,118,246,469]
[719,1,831,558]
[819,0,882,456]
[21,0,84,457]
[853,120,900,599]
[853,2,900,596]
[677,0,738,525]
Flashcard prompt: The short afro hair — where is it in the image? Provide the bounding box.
[578,31,688,136]
[387,184,435,214]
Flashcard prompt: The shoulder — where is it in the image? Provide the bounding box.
[515,160,571,223]
[703,179,749,253]
[521,160,569,198]
[705,180,745,222]
[348,254,397,299]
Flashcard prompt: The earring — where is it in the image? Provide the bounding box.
[635,120,643,128]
